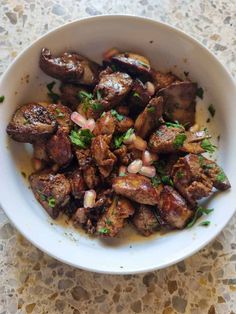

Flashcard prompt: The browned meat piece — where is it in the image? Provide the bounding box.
[60,83,81,108]
[152,70,179,91]
[158,186,193,229]
[112,52,152,79]
[200,157,231,190]
[116,105,130,116]
[149,125,207,154]
[33,139,50,162]
[75,148,92,168]
[73,207,88,225]
[112,173,160,205]
[134,96,164,138]
[96,196,135,237]
[91,135,117,177]
[69,169,85,199]
[113,145,128,164]
[29,172,71,218]
[172,154,213,205]
[6,103,57,143]
[116,116,134,133]
[93,111,116,136]
[158,81,197,126]
[40,48,100,85]
[132,205,160,236]
[46,129,73,166]
[47,103,72,133]
[129,79,151,109]
[94,71,133,109]
[82,164,100,189]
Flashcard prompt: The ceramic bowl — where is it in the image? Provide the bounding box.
[0,15,235,274]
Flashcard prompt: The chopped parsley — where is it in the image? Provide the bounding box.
[78,91,93,100]
[96,90,102,100]
[208,104,216,117]
[37,190,47,201]
[69,129,94,148]
[48,197,56,208]
[199,220,211,226]
[55,108,65,118]
[111,109,124,121]
[98,227,110,234]
[186,206,214,228]
[119,172,126,177]
[147,106,155,113]
[161,175,174,186]
[165,121,183,129]
[200,139,216,153]
[47,81,60,103]
[133,92,141,98]
[138,60,149,68]
[105,219,112,226]
[78,91,103,112]
[0,95,5,103]
[114,128,134,149]
[217,171,226,182]
[151,176,161,187]
[92,102,103,111]
[176,170,184,179]
[153,160,166,176]
[196,87,204,99]
[110,64,118,72]
[173,133,187,149]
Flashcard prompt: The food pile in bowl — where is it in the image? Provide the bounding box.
[6,47,231,238]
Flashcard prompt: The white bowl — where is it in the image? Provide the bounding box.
[0,15,235,274]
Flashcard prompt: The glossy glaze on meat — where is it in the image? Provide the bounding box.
[6,47,231,238]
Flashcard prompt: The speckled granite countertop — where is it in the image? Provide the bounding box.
[0,1,236,313]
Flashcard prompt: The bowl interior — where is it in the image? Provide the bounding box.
[0,15,235,274]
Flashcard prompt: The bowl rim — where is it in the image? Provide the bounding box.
[0,14,235,274]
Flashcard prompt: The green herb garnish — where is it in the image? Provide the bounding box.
[111,109,124,121]
[153,160,166,176]
[37,190,46,201]
[199,221,211,226]
[165,121,183,129]
[47,81,60,103]
[173,133,187,149]
[187,206,214,228]
[217,171,226,182]
[151,176,161,187]
[161,175,174,186]
[69,129,94,148]
[147,106,155,113]
[92,102,103,111]
[98,227,110,234]
[196,87,204,99]
[105,219,112,226]
[48,197,56,208]
[78,91,93,100]
[114,128,134,149]
[110,64,118,72]
[138,60,149,68]
[96,90,102,100]
[201,139,216,153]
[55,108,65,118]
[119,173,126,177]
[208,104,215,117]
[133,92,141,98]
[0,95,5,103]
[176,171,184,179]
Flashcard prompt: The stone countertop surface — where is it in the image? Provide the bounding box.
[0,0,236,313]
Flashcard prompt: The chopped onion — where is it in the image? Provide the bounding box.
[127,159,143,174]
[84,118,96,131]
[84,190,96,208]
[133,136,147,151]
[71,112,87,128]
[123,133,136,144]
[119,165,127,176]
[142,150,152,166]
[103,48,119,60]
[145,81,155,96]
[189,123,199,132]
[139,166,156,178]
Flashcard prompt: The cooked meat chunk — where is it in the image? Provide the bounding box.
[73,207,89,225]
[200,157,231,190]
[172,154,213,205]
[158,186,193,229]
[93,111,116,136]
[158,81,197,126]
[129,79,151,109]
[33,139,50,162]
[115,116,134,133]
[75,148,92,168]
[116,105,130,116]
[149,125,207,154]
[132,205,160,236]
[94,71,133,109]
[135,96,164,138]
[47,103,72,133]
[96,196,135,237]
[40,48,100,85]
[29,172,71,218]
[112,52,152,79]
[7,103,57,143]
[91,135,117,177]
[46,129,73,166]
[60,83,82,108]
[69,169,85,199]
[82,164,100,189]
[152,70,179,91]
[113,145,128,164]
[112,173,159,205]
